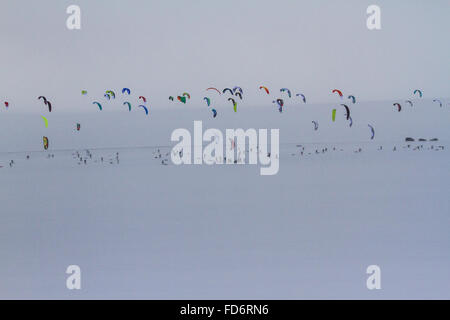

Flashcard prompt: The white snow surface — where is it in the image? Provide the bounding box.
[0,99,449,299]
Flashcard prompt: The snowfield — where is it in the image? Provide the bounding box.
[0,99,449,299]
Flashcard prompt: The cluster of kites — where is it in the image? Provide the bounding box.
[36,96,52,149]
[258,86,363,137]
[264,87,308,113]
[201,86,244,117]
[90,88,149,115]
[0,87,445,150]
[327,88,438,140]
[391,90,443,112]
[169,92,191,105]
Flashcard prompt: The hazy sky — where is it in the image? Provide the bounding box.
[1,0,449,110]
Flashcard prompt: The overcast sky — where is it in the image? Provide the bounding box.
[0,0,449,111]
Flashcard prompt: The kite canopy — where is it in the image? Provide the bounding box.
[38,96,51,112]
[123,102,132,111]
[206,87,221,95]
[259,86,270,95]
[341,104,350,120]
[348,95,356,104]
[41,116,49,128]
[233,86,243,94]
[280,88,291,98]
[93,102,102,110]
[223,88,233,95]
[368,125,375,140]
[433,99,442,107]
[332,89,343,98]
[228,98,237,112]
[139,105,149,115]
[43,136,49,150]
[413,89,423,98]
[296,93,306,103]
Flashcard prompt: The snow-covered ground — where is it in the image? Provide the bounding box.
[0,99,449,299]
